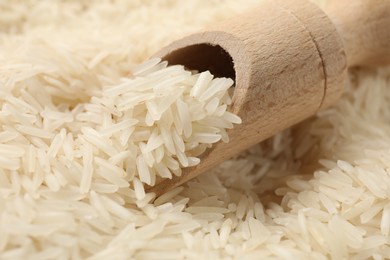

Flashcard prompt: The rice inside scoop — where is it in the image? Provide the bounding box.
[0,57,241,201]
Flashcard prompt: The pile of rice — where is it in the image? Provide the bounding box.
[1,1,390,259]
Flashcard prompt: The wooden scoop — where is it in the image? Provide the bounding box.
[149,0,390,195]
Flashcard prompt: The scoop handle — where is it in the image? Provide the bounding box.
[323,0,390,67]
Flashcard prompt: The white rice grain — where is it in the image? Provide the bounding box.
[80,142,93,193]
[380,205,390,237]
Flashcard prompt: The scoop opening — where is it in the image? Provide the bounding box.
[160,43,236,81]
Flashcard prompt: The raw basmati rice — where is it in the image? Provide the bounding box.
[1,0,390,259]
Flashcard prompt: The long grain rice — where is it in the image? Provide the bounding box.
[1,0,390,259]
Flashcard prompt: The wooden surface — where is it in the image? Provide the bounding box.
[149,0,390,195]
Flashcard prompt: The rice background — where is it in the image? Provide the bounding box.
[1,0,390,259]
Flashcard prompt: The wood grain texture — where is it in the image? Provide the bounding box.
[323,0,390,67]
[149,0,390,195]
